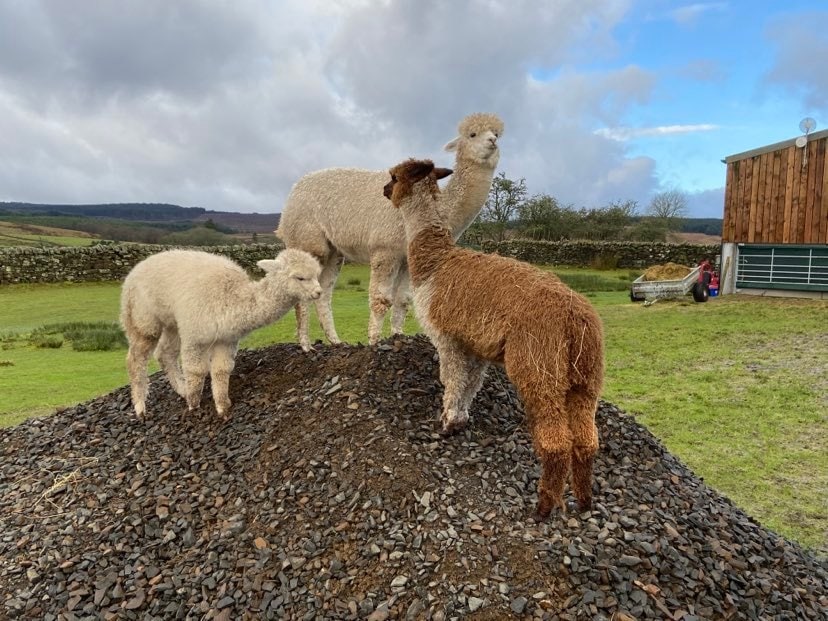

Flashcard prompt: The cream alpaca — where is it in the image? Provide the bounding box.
[384,159,605,519]
[276,113,504,351]
[120,249,322,419]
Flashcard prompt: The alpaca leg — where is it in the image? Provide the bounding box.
[181,343,210,412]
[457,356,488,415]
[367,255,400,345]
[433,337,474,433]
[209,342,237,419]
[567,387,600,511]
[314,255,344,346]
[155,328,185,398]
[523,408,573,519]
[295,303,312,352]
[535,435,573,519]
[126,333,158,419]
[505,341,571,519]
[389,269,410,335]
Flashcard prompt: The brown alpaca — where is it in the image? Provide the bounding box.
[383,159,605,518]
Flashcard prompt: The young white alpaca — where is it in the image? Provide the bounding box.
[384,159,605,519]
[120,248,322,419]
[276,112,504,351]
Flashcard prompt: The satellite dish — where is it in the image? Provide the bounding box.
[799,117,817,134]
[797,118,816,169]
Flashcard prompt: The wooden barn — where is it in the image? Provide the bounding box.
[720,128,828,298]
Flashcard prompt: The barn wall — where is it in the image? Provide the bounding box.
[722,133,828,244]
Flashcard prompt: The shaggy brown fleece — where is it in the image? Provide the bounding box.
[385,159,605,518]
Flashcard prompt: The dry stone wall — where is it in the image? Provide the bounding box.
[0,240,721,285]
[0,243,285,285]
[481,239,720,268]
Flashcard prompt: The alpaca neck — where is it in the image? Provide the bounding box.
[441,161,496,237]
[398,192,455,286]
[234,277,294,334]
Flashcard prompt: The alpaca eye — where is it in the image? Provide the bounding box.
[470,132,477,138]
[295,276,307,282]
[391,175,397,182]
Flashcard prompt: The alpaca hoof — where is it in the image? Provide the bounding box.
[134,405,146,420]
[535,496,564,521]
[440,409,468,435]
[216,402,232,420]
[577,498,593,513]
[439,418,467,436]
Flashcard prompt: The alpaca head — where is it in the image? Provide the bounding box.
[257,249,323,301]
[443,113,504,168]
[383,159,453,207]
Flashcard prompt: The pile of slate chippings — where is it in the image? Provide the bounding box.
[1,335,825,620]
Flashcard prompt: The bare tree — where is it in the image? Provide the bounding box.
[479,172,527,242]
[647,189,687,231]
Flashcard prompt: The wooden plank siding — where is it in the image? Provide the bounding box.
[723,131,828,244]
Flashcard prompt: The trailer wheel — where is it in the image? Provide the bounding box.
[692,282,710,303]
[630,289,643,303]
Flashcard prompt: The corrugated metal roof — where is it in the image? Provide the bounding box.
[724,128,828,164]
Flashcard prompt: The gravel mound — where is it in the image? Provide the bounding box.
[1,336,826,620]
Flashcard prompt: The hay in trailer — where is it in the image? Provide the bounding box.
[642,262,693,281]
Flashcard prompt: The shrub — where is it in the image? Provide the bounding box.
[556,273,631,293]
[29,322,127,352]
[32,336,63,349]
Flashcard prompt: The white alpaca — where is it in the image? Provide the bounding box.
[120,248,322,419]
[384,159,604,519]
[276,112,504,351]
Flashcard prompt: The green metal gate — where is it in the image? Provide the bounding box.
[736,244,828,291]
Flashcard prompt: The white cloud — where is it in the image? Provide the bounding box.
[595,124,719,141]
[0,0,664,213]
[764,11,828,115]
[669,3,728,25]
[685,187,725,218]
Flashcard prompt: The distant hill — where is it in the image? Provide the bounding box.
[0,202,205,222]
[195,211,279,233]
[0,202,280,233]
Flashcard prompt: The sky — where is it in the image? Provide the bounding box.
[0,1,826,219]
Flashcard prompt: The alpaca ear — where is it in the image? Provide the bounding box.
[410,160,434,181]
[443,137,459,152]
[434,167,453,180]
[257,259,279,273]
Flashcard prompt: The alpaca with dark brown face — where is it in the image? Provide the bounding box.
[384,159,605,519]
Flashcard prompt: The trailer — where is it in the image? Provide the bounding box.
[630,261,716,305]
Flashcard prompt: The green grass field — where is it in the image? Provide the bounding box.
[0,221,97,247]
[0,264,826,552]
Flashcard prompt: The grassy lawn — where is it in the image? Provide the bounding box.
[0,264,826,552]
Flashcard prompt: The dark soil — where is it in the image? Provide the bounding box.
[1,336,826,620]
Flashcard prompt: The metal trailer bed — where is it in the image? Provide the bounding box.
[629,265,702,304]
